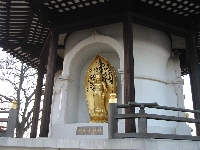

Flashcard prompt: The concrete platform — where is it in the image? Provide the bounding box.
[0,137,200,150]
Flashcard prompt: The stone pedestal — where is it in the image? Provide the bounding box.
[1,138,200,150]
[50,123,108,139]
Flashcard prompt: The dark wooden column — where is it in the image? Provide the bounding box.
[39,30,59,137]
[186,34,200,136]
[30,59,45,138]
[123,15,136,133]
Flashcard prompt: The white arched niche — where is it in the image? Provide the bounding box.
[61,32,123,123]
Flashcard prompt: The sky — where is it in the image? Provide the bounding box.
[0,47,196,135]
[0,48,12,108]
[183,74,196,135]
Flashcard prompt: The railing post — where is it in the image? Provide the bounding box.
[108,93,118,139]
[6,100,18,137]
[138,104,147,134]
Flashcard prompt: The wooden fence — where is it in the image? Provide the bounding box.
[108,102,200,141]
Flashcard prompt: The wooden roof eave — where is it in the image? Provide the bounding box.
[1,0,200,74]
[29,0,191,37]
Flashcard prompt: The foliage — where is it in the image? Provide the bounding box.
[0,53,38,138]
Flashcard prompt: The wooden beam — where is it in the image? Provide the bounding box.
[54,13,123,34]
[123,15,135,133]
[30,59,45,138]
[39,31,51,61]
[0,7,30,11]
[39,30,58,137]
[0,22,27,25]
[186,34,200,136]
[30,0,52,4]
[30,4,59,28]
[6,0,11,37]
[190,0,200,6]
[0,118,8,122]
[0,16,29,19]
[0,111,9,113]
[54,11,193,38]
[115,113,200,123]
[129,12,194,38]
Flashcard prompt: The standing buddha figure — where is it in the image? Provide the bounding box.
[89,72,107,122]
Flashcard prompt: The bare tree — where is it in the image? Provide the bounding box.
[0,54,38,138]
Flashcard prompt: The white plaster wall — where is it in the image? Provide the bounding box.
[65,44,121,123]
[61,30,124,124]
[63,23,123,61]
[132,24,175,133]
[50,23,190,138]
[49,70,62,137]
[165,57,178,129]
[51,70,63,124]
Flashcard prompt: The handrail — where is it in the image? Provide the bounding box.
[120,102,200,113]
[148,105,200,113]
[0,118,9,122]
[0,111,9,113]
[117,102,158,108]
[115,113,200,123]
[108,102,200,140]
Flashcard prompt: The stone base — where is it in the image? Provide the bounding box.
[50,123,108,139]
[1,137,200,150]
[50,122,191,140]
[175,123,192,135]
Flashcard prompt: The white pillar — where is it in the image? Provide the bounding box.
[173,54,191,135]
[57,75,73,124]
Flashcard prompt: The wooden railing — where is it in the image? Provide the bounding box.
[0,101,18,137]
[108,102,200,141]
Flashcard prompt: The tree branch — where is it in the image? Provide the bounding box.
[0,94,13,102]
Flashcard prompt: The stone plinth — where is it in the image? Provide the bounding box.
[50,123,108,139]
[1,137,200,150]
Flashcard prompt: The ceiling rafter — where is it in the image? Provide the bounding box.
[30,0,53,5]
[6,0,11,38]
[0,0,200,74]
[22,9,33,48]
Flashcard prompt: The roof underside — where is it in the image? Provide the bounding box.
[0,0,200,75]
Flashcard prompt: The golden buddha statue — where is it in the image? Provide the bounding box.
[89,72,107,114]
[85,55,117,123]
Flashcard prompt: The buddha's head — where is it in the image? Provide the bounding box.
[95,72,102,81]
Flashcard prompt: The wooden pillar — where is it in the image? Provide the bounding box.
[30,60,45,138]
[123,15,136,133]
[39,30,59,137]
[186,34,200,136]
